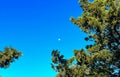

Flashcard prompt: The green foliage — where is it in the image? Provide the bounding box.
[0,47,22,68]
[51,0,120,77]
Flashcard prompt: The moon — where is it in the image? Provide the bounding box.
[58,38,61,41]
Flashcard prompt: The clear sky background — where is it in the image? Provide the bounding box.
[0,0,94,77]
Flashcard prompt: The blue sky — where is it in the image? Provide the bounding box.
[0,0,93,77]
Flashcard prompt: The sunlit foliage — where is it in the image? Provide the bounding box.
[0,47,22,68]
[51,0,120,77]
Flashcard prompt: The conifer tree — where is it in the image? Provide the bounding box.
[0,47,22,68]
[51,0,120,77]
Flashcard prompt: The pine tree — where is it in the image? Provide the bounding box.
[0,47,22,68]
[51,0,120,77]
